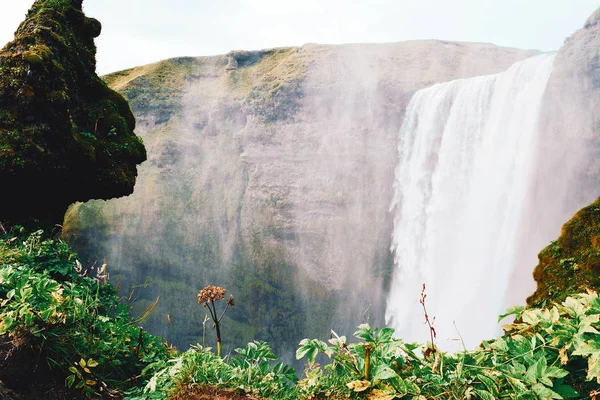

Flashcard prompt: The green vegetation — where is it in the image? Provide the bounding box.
[3,230,600,399]
[130,291,600,400]
[0,0,146,226]
[127,341,297,400]
[0,229,170,397]
[529,197,600,307]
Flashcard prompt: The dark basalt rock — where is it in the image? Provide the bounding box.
[0,0,146,228]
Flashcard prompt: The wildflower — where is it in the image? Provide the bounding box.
[197,285,234,358]
[197,285,226,305]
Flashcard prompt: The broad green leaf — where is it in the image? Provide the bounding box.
[587,352,600,383]
[545,366,568,380]
[65,375,75,388]
[473,389,494,400]
[522,310,540,326]
[305,348,318,364]
[490,338,508,353]
[373,365,397,381]
[390,376,407,395]
[553,384,579,399]
[296,345,312,361]
[498,306,525,322]
[377,328,395,344]
[524,361,540,385]
[477,374,498,396]
[563,297,586,317]
[578,314,600,335]
[572,337,600,357]
[532,383,561,399]
[355,327,374,342]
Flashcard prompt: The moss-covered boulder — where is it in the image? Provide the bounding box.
[0,0,146,227]
[528,197,600,307]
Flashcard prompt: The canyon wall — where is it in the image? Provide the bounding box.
[63,41,537,353]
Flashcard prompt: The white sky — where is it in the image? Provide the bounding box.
[0,0,598,75]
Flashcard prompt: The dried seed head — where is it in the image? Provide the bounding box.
[197,285,226,305]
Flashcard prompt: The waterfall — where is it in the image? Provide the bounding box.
[385,54,556,350]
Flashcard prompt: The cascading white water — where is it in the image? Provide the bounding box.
[385,54,556,350]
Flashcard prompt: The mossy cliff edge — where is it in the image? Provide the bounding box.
[0,0,146,226]
[528,198,600,307]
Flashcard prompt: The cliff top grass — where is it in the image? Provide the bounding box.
[103,47,307,124]
[0,0,146,227]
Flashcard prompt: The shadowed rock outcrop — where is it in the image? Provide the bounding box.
[0,0,146,227]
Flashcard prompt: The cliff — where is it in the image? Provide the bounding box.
[63,41,537,351]
[0,0,146,227]
[528,198,600,306]
[525,7,600,306]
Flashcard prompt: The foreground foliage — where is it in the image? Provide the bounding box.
[0,229,169,397]
[127,341,297,400]
[2,230,600,399]
[131,292,600,400]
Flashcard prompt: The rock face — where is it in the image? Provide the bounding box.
[525,7,600,306]
[528,197,600,307]
[64,42,537,351]
[0,0,146,226]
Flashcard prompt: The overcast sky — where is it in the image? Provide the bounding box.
[1,0,598,75]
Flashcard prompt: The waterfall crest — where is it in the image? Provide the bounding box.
[385,54,556,350]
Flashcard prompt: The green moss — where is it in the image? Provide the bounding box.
[0,0,146,226]
[528,197,600,307]
[22,50,44,64]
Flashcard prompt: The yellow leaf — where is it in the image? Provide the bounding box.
[559,346,569,366]
[79,358,86,368]
[346,380,371,392]
[84,368,91,374]
[367,388,396,400]
[87,359,98,368]
[85,380,96,386]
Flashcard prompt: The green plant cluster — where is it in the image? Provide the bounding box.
[124,292,600,400]
[2,229,600,399]
[127,341,298,400]
[0,230,169,397]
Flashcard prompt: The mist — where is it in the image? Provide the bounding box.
[64,36,585,359]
